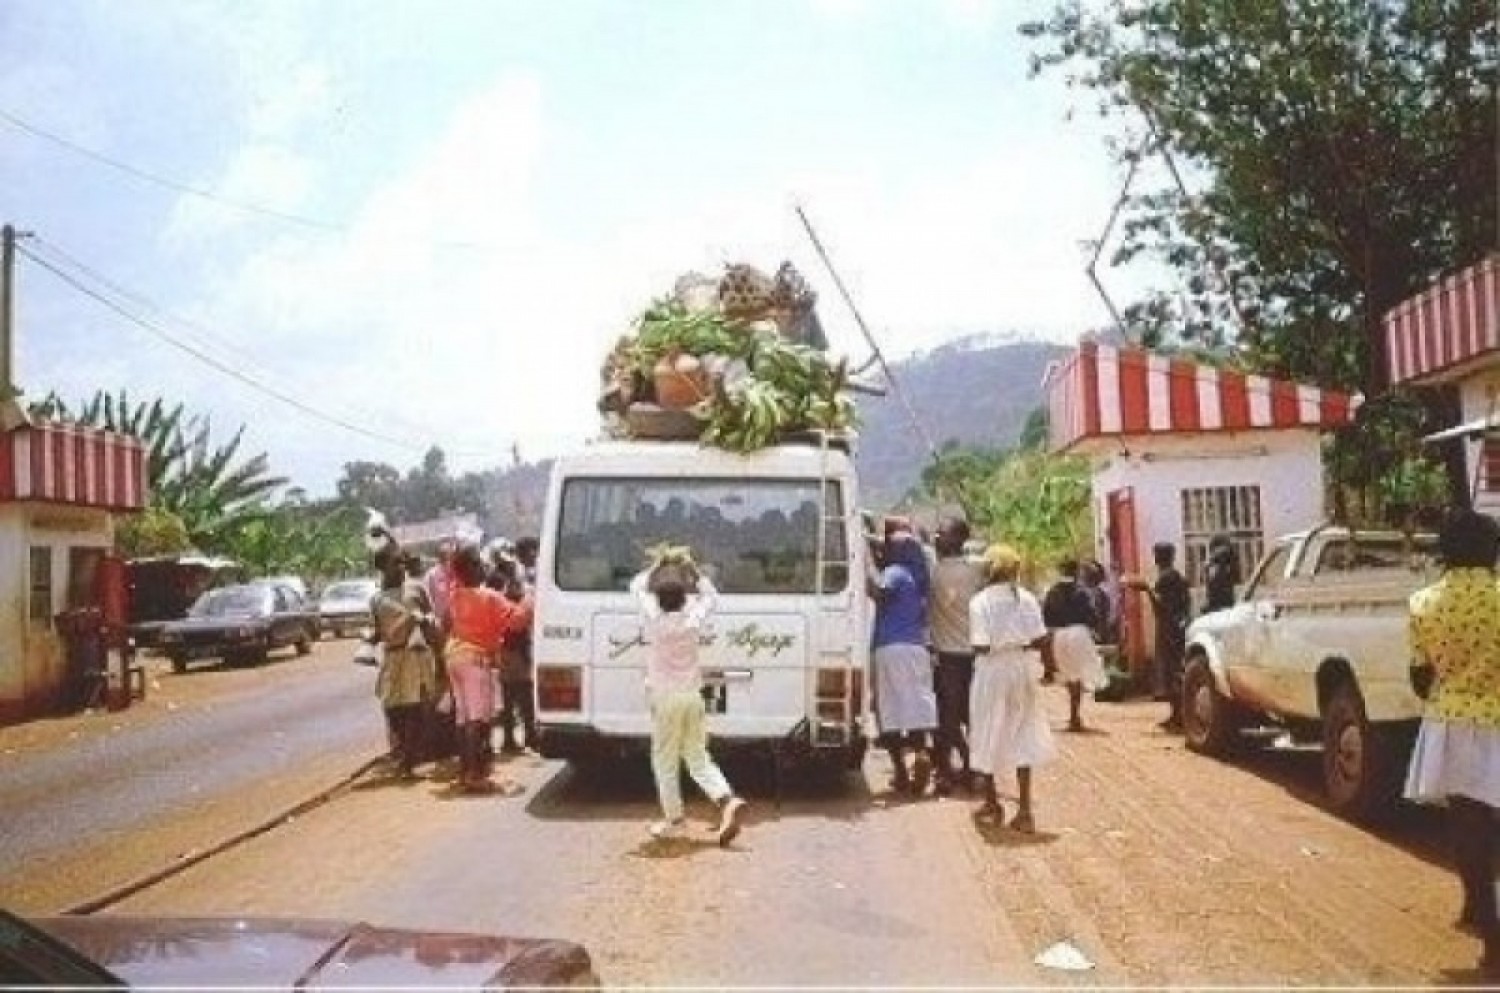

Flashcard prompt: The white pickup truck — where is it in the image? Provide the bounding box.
[1182,526,1438,819]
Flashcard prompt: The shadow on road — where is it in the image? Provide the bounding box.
[1432,964,1495,987]
[524,752,879,826]
[627,836,728,860]
[1205,738,1449,870]
[972,821,1061,848]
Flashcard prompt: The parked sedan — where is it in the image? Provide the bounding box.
[317,578,379,638]
[11,911,599,989]
[158,582,319,672]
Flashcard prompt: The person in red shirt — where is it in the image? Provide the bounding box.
[445,543,533,794]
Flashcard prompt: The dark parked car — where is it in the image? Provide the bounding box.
[317,578,379,638]
[125,555,245,649]
[158,582,319,672]
[7,911,599,989]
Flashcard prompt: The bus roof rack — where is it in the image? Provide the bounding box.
[777,429,857,454]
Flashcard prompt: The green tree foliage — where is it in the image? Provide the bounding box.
[333,446,487,526]
[1023,1,1496,392]
[114,506,192,557]
[336,460,404,513]
[32,390,287,552]
[922,440,1008,498]
[1326,393,1454,526]
[222,499,366,581]
[924,442,1093,575]
[1017,406,1050,451]
[1023,0,1494,520]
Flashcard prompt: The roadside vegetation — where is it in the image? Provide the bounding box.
[28,390,523,583]
[1023,0,1495,527]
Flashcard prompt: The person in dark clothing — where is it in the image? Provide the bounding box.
[1202,535,1240,614]
[1042,559,1105,732]
[515,536,540,585]
[485,542,537,754]
[1080,559,1116,646]
[1132,542,1192,731]
[498,568,537,754]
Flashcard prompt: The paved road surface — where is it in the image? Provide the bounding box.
[0,641,380,912]
[100,694,1484,986]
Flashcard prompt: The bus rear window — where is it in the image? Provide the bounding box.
[554,478,848,595]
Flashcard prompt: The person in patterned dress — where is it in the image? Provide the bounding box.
[1404,509,1500,976]
[370,547,440,778]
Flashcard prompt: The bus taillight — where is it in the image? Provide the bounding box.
[537,665,583,712]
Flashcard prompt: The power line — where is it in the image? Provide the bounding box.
[18,243,452,453]
[0,107,345,233]
[25,235,478,451]
[0,106,497,253]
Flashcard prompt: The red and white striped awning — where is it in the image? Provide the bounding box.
[1384,254,1499,386]
[0,422,147,511]
[1046,341,1360,453]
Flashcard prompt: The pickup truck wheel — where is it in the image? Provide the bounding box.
[294,634,312,656]
[169,653,187,674]
[1182,656,1247,756]
[1322,681,1403,821]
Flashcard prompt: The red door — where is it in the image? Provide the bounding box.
[1106,488,1148,678]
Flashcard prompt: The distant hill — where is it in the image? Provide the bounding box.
[477,335,1069,529]
[853,336,1069,507]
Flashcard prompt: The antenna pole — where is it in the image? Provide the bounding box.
[794,205,943,472]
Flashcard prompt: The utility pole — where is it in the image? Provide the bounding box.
[2,223,15,400]
[0,223,32,428]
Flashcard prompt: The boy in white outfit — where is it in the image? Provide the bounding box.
[630,565,748,844]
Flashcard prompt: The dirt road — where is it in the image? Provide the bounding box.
[99,692,1480,986]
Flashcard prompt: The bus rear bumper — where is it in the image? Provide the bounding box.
[536,719,866,767]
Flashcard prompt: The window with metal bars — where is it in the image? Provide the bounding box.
[28,547,53,624]
[1180,485,1265,585]
[1483,439,1500,492]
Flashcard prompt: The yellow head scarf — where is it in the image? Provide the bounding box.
[983,543,1022,581]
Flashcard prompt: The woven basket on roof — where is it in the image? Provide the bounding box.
[718,263,775,318]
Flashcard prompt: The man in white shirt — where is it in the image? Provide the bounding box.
[630,563,747,845]
[928,517,987,794]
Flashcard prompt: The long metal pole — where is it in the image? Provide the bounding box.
[1138,107,1252,333]
[1088,139,1149,337]
[1,224,14,398]
[794,205,943,471]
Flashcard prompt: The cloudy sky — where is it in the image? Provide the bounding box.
[0,0,1154,495]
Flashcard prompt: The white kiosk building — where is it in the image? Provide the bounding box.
[1045,341,1358,676]
[0,420,146,723]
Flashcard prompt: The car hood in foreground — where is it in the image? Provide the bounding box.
[33,915,597,989]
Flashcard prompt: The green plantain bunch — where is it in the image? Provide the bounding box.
[629,299,756,374]
[623,298,859,453]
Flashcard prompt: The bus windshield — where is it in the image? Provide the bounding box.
[555,477,848,595]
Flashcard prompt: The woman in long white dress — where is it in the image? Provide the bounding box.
[967,544,1056,832]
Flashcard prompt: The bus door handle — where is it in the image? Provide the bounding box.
[719,669,753,682]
